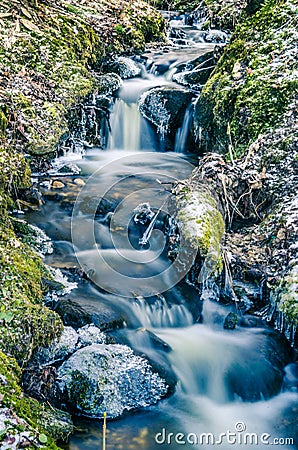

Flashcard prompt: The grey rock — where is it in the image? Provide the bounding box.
[223,312,238,330]
[54,298,124,331]
[139,86,193,135]
[173,66,214,88]
[36,326,79,364]
[58,344,168,418]
[77,324,106,346]
[109,57,141,79]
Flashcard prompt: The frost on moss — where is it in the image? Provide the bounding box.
[0,0,165,155]
[0,226,63,362]
[0,351,73,446]
[194,0,298,156]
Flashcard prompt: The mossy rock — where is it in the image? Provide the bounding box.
[174,183,225,274]
[0,226,63,362]
[0,351,73,445]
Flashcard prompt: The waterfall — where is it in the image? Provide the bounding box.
[108,99,141,151]
[130,295,194,328]
[174,104,193,153]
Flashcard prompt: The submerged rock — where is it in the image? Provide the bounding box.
[139,86,193,135]
[223,312,238,329]
[57,343,168,418]
[226,330,292,401]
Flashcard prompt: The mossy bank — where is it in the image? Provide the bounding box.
[0,0,165,447]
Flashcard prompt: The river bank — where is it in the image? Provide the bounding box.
[0,0,297,448]
[0,0,165,446]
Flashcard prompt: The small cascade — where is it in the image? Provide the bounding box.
[108,99,141,151]
[131,295,194,328]
[174,104,193,153]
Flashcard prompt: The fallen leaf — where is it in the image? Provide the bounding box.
[0,12,12,18]
[20,18,42,34]
[20,6,32,19]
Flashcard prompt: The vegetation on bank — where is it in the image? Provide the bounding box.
[0,0,165,155]
[0,0,165,446]
[195,0,297,156]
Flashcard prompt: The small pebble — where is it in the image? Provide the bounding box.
[51,180,64,189]
[73,178,85,186]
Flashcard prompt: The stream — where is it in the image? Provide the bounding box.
[25,16,297,450]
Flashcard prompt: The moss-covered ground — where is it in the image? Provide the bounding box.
[194,0,297,156]
[0,0,165,446]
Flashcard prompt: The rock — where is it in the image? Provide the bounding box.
[283,363,298,392]
[173,66,215,88]
[204,30,228,43]
[73,178,85,186]
[110,328,177,393]
[56,163,81,175]
[223,312,238,329]
[22,187,43,206]
[139,86,193,136]
[173,181,225,272]
[57,344,168,418]
[54,298,124,331]
[51,180,64,189]
[77,324,106,346]
[108,57,141,79]
[78,195,117,215]
[226,329,292,401]
[54,299,92,329]
[36,326,79,365]
[96,73,122,95]
[239,315,267,328]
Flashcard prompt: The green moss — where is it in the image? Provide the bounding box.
[194,0,297,156]
[278,267,298,325]
[0,0,165,155]
[176,185,225,272]
[0,351,72,446]
[0,226,63,362]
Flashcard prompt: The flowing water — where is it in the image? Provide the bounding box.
[25,17,298,450]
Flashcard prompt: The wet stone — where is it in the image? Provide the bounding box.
[223,312,239,330]
[54,298,125,331]
[57,344,168,418]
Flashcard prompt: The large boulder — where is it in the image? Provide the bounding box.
[138,86,193,136]
[57,344,168,418]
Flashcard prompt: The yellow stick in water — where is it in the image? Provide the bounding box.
[103,412,107,450]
